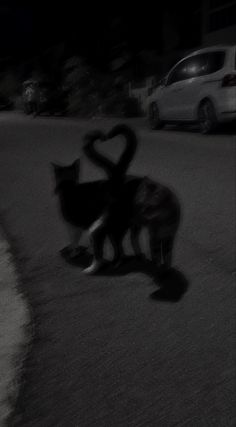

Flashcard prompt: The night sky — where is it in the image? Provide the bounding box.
[0,1,201,67]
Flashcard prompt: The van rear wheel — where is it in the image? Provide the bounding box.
[148,103,164,130]
[198,100,218,134]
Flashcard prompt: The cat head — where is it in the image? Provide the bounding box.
[51,159,80,193]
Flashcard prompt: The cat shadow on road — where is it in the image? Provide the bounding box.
[61,246,189,303]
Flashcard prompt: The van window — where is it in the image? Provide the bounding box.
[167,60,188,85]
[186,52,225,77]
[202,52,225,74]
[167,51,225,85]
[167,56,204,84]
[184,56,206,78]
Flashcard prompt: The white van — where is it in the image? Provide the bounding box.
[146,45,236,133]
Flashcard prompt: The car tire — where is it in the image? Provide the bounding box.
[198,100,218,134]
[148,103,164,130]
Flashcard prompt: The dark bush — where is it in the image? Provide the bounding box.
[123,96,142,117]
[102,92,124,116]
[63,56,143,118]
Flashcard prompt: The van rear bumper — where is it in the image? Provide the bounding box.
[216,88,236,122]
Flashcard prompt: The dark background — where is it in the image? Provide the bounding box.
[0,0,201,69]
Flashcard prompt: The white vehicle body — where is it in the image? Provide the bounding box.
[145,45,236,131]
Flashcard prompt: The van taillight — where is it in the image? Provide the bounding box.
[222,74,236,87]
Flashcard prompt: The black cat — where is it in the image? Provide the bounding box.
[52,125,140,273]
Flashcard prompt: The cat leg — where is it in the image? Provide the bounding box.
[162,236,175,270]
[130,225,144,260]
[106,211,125,265]
[83,217,107,274]
[111,236,124,266]
[149,226,163,268]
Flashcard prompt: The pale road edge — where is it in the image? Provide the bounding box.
[0,228,31,426]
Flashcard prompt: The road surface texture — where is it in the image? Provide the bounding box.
[0,112,235,426]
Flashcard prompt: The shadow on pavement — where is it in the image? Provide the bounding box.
[149,268,189,303]
[165,122,236,136]
[61,246,189,303]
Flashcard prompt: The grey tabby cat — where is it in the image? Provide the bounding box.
[83,125,181,274]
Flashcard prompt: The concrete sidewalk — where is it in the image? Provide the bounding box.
[0,230,30,426]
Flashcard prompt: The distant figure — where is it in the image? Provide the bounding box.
[23,82,39,115]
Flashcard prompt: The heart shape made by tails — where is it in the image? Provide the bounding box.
[83,124,137,171]
[83,126,130,169]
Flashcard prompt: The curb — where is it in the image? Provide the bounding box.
[0,230,30,426]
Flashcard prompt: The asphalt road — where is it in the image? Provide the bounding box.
[0,113,235,426]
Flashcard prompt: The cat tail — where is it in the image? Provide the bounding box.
[83,124,137,180]
[83,130,115,179]
[106,124,137,179]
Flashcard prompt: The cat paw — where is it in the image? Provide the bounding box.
[60,245,86,258]
[83,261,105,275]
